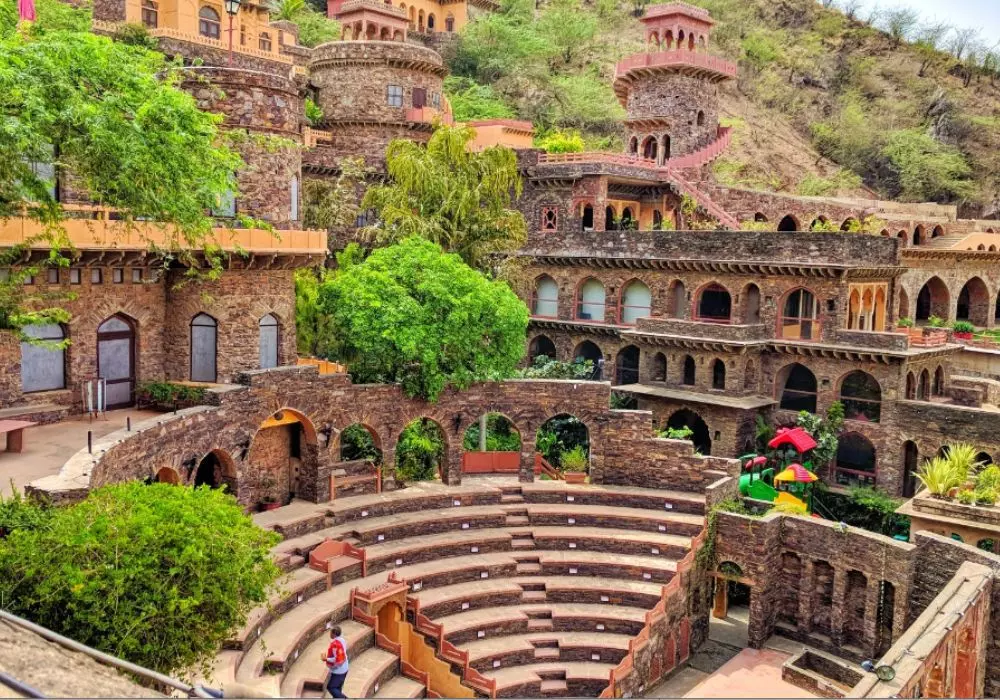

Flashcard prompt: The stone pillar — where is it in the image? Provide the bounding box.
[519,438,536,484]
[712,577,728,619]
[796,559,815,635]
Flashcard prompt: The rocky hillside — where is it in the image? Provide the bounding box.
[444,0,1000,213]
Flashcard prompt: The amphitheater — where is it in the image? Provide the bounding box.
[210,476,708,698]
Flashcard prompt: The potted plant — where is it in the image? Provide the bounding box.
[897,317,914,329]
[258,475,281,512]
[952,320,975,340]
[559,445,589,484]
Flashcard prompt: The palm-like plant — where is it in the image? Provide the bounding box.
[942,443,984,483]
[916,456,967,497]
[270,0,305,21]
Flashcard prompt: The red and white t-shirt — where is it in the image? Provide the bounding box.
[325,636,350,674]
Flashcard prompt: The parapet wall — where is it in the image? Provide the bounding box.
[30,367,738,507]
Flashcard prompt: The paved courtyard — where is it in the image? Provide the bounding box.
[0,409,161,494]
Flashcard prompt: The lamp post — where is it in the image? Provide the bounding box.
[224,0,241,66]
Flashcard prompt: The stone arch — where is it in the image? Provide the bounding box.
[957,276,990,326]
[696,110,705,126]
[605,205,617,230]
[668,279,687,319]
[536,413,590,470]
[652,352,667,382]
[776,363,817,413]
[933,365,944,395]
[932,225,944,238]
[666,408,711,455]
[913,225,925,246]
[741,283,761,323]
[615,345,640,385]
[754,212,768,223]
[575,277,606,322]
[620,278,652,325]
[336,423,383,464]
[809,215,829,231]
[620,207,635,228]
[395,417,448,482]
[661,133,671,160]
[426,12,435,30]
[905,372,916,400]
[879,229,890,237]
[777,214,799,232]
[838,370,882,422]
[898,287,910,319]
[694,282,732,322]
[915,276,949,321]
[154,466,181,485]
[628,136,638,154]
[528,335,557,363]
[778,287,819,340]
[194,448,237,493]
[711,358,726,390]
[840,217,859,231]
[581,203,594,230]
[641,134,658,161]
[918,369,930,400]
[647,30,659,48]
[532,274,559,317]
[896,230,907,247]
[573,340,603,367]
[835,432,877,486]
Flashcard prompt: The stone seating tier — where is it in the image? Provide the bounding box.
[205,479,706,699]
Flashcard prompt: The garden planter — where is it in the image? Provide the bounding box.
[564,472,587,484]
[954,331,973,340]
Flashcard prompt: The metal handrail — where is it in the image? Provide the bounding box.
[0,610,214,698]
[0,672,47,698]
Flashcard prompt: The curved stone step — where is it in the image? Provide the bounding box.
[276,620,373,697]
[459,631,633,671]
[485,660,617,698]
[373,675,425,698]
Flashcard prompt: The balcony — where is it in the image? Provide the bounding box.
[91,20,293,65]
[614,49,737,82]
[0,207,327,256]
[629,316,770,343]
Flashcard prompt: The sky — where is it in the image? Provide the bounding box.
[870,0,1000,45]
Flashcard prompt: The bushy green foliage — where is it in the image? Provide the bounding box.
[794,401,844,468]
[880,129,976,202]
[269,0,340,47]
[917,456,967,497]
[0,483,281,675]
[559,445,589,472]
[463,414,522,451]
[535,415,588,467]
[927,315,946,328]
[339,424,382,464]
[535,130,586,154]
[361,125,526,271]
[396,419,445,482]
[317,238,528,401]
[975,465,1000,491]
[796,170,863,197]
[443,77,515,121]
[953,320,975,333]
[302,157,365,232]
[0,484,51,538]
[517,355,593,379]
[816,487,910,538]
[659,425,694,441]
[137,381,207,406]
[304,97,324,126]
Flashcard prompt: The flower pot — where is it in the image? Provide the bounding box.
[954,331,973,340]
[564,472,587,484]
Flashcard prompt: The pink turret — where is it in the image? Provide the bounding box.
[639,2,714,52]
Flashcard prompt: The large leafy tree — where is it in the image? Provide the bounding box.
[360,124,527,270]
[0,483,281,676]
[318,237,529,401]
[0,15,243,334]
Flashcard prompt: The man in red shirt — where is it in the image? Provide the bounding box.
[321,625,350,698]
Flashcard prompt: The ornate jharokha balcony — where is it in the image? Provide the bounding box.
[0,207,327,256]
[613,49,737,84]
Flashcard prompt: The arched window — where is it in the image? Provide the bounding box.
[839,371,881,422]
[259,31,272,51]
[259,314,279,369]
[198,6,221,39]
[669,280,686,319]
[662,134,671,160]
[918,369,930,400]
[666,408,711,455]
[641,136,658,161]
[576,278,606,322]
[840,218,859,231]
[605,206,616,230]
[696,283,731,322]
[628,137,638,154]
[620,280,651,324]
[835,433,877,487]
[190,313,218,382]
[777,215,798,232]
[290,175,299,221]
[652,353,666,382]
[528,335,556,363]
[573,340,603,367]
[581,204,594,230]
[427,12,435,30]
[932,225,944,238]
[743,283,761,323]
[933,366,944,395]
[754,212,768,223]
[778,363,817,413]
[445,13,454,31]
[682,356,696,386]
[957,277,989,325]
[711,359,726,390]
[905,372,916,399]
[780,288,819,340]
[696,110,705,126]
[20,324,65,393]
[141,0,158,28]
[532,275,559,317]
[912,225,925,246]
[620,207,634,228]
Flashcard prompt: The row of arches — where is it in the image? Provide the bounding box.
[904,366,946,401]
[578,203,670,231]
[645,28,708,51]
[531,275,822,339]
[20,312,283,401]
[903,275,1000,326]
[627,133,673,164]
[398,4,455,33]
[342,21,405,41]
[769,213,947,244]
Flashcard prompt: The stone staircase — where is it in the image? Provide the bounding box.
[200,479,706,698]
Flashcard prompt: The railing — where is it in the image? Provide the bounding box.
[339,0,408,16]
[92,20,293,64]
[538,151,663,168]
[0,610,215,698]
[665,127,732,169]
[533,453,563,480]
[614,49,738,81]
[665,167,740,229]
[0,208,327,255]
[406,597,498,697]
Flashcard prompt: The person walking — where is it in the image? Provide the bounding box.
[321,625,350,698]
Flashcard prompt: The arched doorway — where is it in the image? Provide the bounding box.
[605,206,616,231]
[682,355,696,385]
[957,277,989,326]
[463,413,521,473]
[396,418,447,482]
[615,345,640,385]
[581,204,594,230]
[528,335,557,363]
[250,409,318,504]
[742,284,761,324]
[666,408,711,455]
[835,432,876,487]
[536,414,589,472]
[194,449,237,494]
[777,215,798,232]
[97,314,136,409]
[259,314,279,369]
[652,352,667,381]
[339,424,383,465]
[573,340,603,369]
[915,277,949,322]
[190,312,218,382]
[696,283,732,322]
[711,359,726,390]
[641,135,658,161]
[154,466,181,485]
[902,441,918,498]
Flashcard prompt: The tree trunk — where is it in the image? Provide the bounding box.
[479,414,487,451]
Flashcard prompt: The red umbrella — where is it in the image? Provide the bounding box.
[768,427,817,453]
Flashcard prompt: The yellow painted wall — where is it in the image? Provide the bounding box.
[124,0,291,55]
[397,0,468,32]
[377,603,473,698]
[466,124,534,152]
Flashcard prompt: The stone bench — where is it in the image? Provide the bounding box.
[437,603,648,645]
[461,631,632,672]
[521,482,706,515]
[486,660,617,698]
[523,502,704,536]
[529,525,691,559]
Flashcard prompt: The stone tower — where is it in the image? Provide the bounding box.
[613,3,736,165]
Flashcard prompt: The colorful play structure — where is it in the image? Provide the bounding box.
[738,427,822,514]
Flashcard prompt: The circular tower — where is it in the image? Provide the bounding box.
[183,67,304,227]
[613,3,736,165]
[308,39,449,168]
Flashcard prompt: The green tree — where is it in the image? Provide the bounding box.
[396,419,446,482]
[0,483,281,676]
[360,125,527,270]
[443,77,515,121]
[535,0,597,66]
[295,244,363,358]
[302,157,365,232]
[268,0,340,47]
[881,129,976,202]
[317,237,529,401]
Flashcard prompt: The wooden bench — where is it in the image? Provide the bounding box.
[0,420,37,453]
